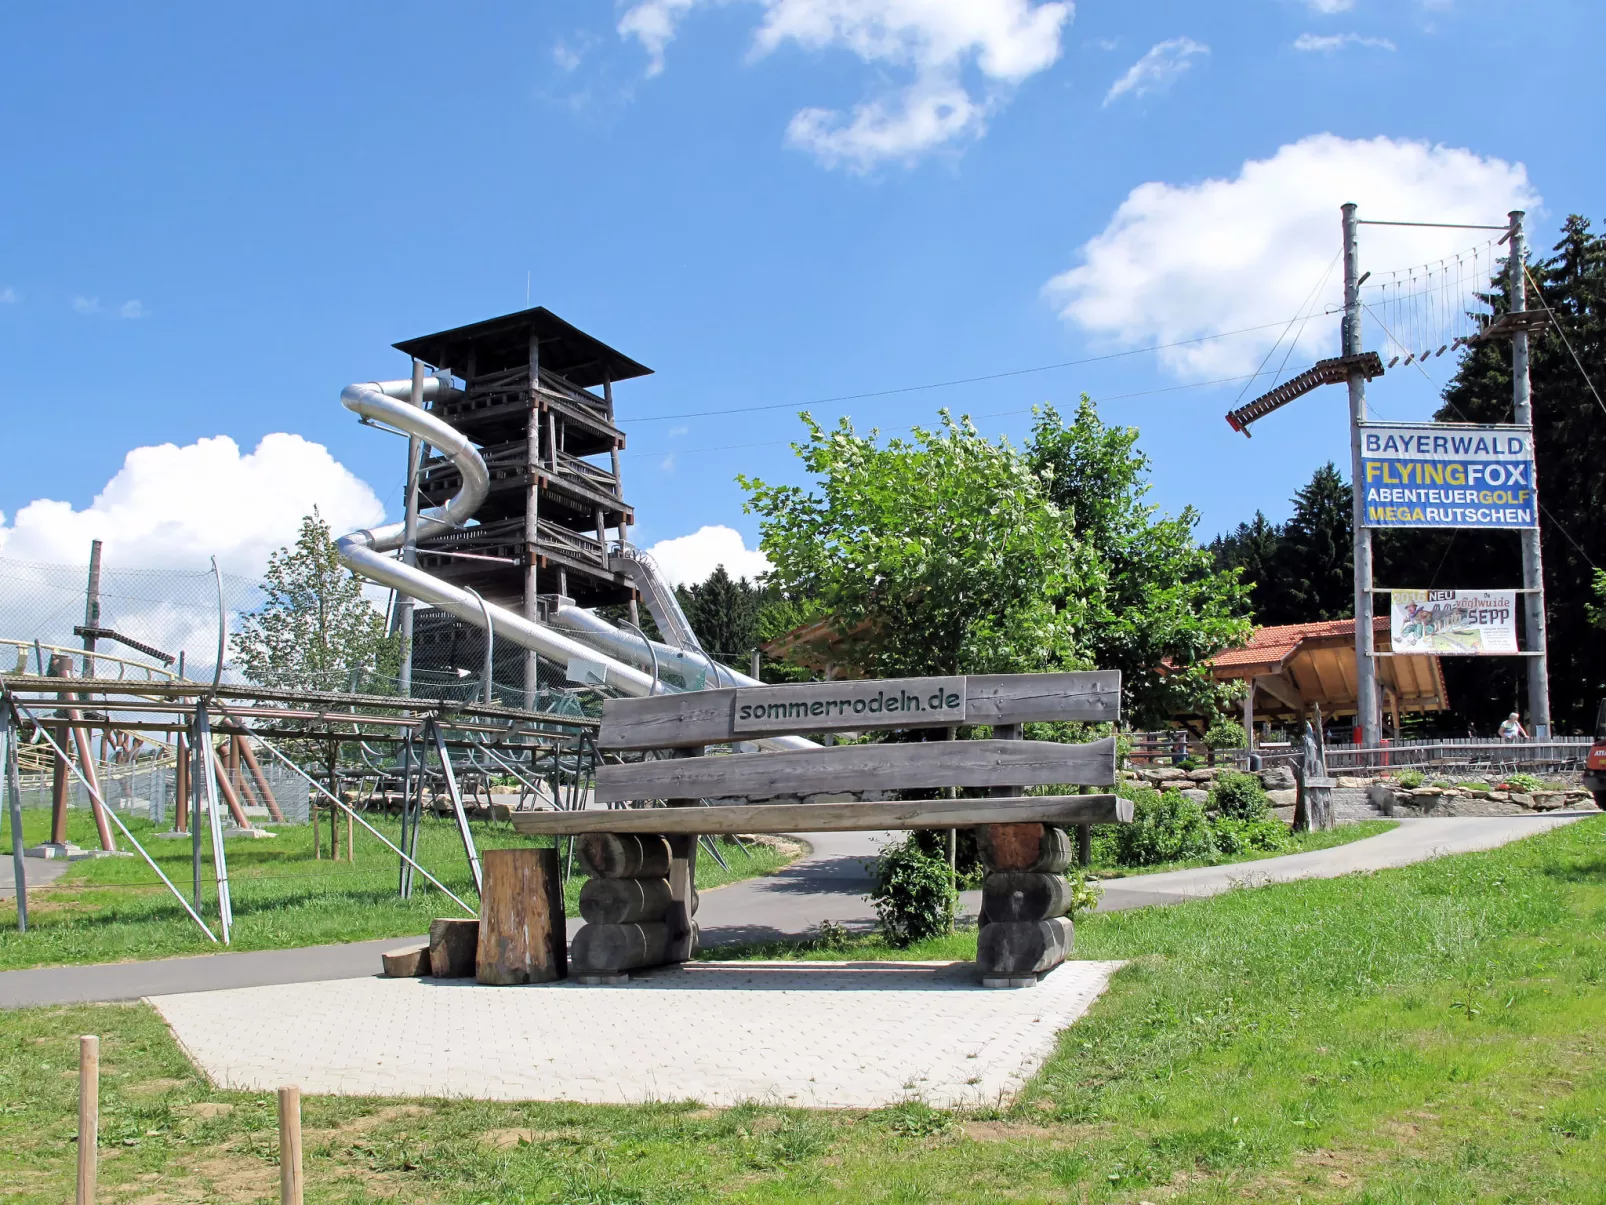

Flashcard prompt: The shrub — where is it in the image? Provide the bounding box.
[1203,720,1248,750]
[1209,771,1270,820]
[869,835,956,946]
[908,826,985,888]
[1210,816,1292,856]
[1504,772,1543,793]
[1395,769,1425,789]
[1064,866,1104,918]
[1112,788,1214,866]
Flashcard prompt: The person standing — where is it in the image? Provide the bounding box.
[1498,712,1528,741]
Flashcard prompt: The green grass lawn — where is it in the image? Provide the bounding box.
[0,808,799,971]
[1089,818,1399,879]
[3,817,1603,1202]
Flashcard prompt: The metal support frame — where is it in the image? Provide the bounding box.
[424,716,483,896]
[193,701,234,942]
[398,358,426,697]
[7,691,217,941]
[3,700,29,931]
[1508,210,1552,738]
[1343,203,1381,747]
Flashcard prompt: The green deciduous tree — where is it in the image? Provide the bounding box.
[1027,399,1251,724]
[234,511,398,693]
[741,402,1251,725]
[741,412,1095,680]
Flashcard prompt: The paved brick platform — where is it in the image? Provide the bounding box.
[149,959,1122,1108]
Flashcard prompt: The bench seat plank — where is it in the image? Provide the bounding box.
[509,794,1128,836]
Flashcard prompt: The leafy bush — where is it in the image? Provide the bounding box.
[1210,816,1292,856]
[1203,720,1248,750]
[1111,788,1214,866]
[908,826,985,887]
[1209,771,1270,820]
[1175,757,1199,771]
[1064,866,1104,918]
[1503,772,1543,793]
[1395,769,1425,789]
[869,835,956,946]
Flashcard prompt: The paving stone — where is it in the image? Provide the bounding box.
[148,959,1122,1109]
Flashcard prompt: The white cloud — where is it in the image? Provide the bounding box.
[71,296,100,315]
[618,0,1073,170]
[119,299,148,319]
[1103,36,1208,105]
[1044,134,1538,380]
[0,286,16,304]
[660,455,677,472]
[668,425,690,437]
[1294,32,1396,51]
[646,525,771,588]
[1304,0,1354,12]
[0,433,385,577]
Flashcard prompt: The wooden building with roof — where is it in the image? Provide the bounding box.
[1207,616,1447,738]
[393,307,650,695]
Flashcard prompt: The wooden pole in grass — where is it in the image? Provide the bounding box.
[277,1085,304,1205]
[76,1035,98,1205]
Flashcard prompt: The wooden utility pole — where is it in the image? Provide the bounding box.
[1508,210,1553,737]
[1343,203,1381,749]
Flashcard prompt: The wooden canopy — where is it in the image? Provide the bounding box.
[1208,617,1447,726]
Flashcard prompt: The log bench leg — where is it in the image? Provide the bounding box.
[570,833,686,984]
[975,822,1075,987]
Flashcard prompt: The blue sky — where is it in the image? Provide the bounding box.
[1,0,1601,584]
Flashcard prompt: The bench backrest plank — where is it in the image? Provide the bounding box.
[598,671,1119,751]
[594,736,1116,803]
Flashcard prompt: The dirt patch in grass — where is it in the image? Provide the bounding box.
[961,1120,1063,1142]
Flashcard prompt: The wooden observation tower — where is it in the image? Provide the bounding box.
[392,307,650,696]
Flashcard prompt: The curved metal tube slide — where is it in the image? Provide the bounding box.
[336,377,815,750]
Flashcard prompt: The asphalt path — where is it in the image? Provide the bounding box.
[0,813,1592,1009]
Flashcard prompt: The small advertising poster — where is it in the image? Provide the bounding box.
[1390,589,1519,655]
[1360,422,1537,529]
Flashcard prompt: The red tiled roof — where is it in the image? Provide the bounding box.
[1212,616,1389,670]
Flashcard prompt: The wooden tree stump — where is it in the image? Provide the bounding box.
[428,917,479,978]
[381,944,429,977]
[476,847,567,985]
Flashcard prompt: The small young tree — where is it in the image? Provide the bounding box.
[234,511,398,693]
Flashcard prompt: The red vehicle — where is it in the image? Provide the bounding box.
[1585,701,1606,809]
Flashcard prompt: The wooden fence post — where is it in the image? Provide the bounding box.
[77,1035,98,1205]
[278,1085,304,1205]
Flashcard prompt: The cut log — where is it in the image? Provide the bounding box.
[981,871,1074,923]
[570,921,670,974]
[665,833,697,962]
[428,917,480,978]
[577,833,672,879]
[976,916,1074,976]
[579,876,673,925]
[381,944,428,978]
[476,847,567,985]
[977,823,1073,872]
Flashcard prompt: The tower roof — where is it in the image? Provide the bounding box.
[394,307,652,388]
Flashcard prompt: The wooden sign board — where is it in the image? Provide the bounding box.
[598,670,1120,750]
[731,678,964,735]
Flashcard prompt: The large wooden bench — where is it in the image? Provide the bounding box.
[513,670,1129,986]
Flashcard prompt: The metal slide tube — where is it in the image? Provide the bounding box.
[337,379,816,750]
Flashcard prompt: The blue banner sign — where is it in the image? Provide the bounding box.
[1359,422,1536,528]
